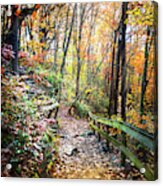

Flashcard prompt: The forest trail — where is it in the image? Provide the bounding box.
[1,2,157,180]
[53,105,122,179]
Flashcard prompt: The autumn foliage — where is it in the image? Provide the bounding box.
[1,2,157,180]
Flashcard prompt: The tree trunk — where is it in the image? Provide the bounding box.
[75,4,87,97]
[75,15,82,97]
[55,4,77,118]
[60,4,76,76]
[53,19,62,71]
[120,2,128,166]
[114,33,121,115]
[108,30,117,117]
[18,20,23,52]
[1,7,6,43]
[10,7,19,73]
[140,26,151,122]
[76,49,81,97]
[27,18,35,55]
[86,5,98,86]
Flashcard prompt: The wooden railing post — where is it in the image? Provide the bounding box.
[97,122,101,141]
[92,120,95,134]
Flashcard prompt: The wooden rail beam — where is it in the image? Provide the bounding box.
[88,112,154,151]
[90,123,155,181]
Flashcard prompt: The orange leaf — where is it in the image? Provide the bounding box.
[32,11,37,18]
[15,9,21,16]
[35,4,41,9]
[1,67,5,74]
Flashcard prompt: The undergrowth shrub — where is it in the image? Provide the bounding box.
[1,74,59,177]
[86,89,109,113]
[71,101,90,118]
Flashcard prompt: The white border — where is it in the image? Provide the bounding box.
[1,0,162,186]
[0,0,145,5]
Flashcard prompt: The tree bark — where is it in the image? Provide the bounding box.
[108,30,117,117]
[55,4,77,118]
[60,4,76,76]
[10,7,19,73]
[140,26,151,121]
[114,33,121,115]
[75,4,87,97]
[86,5,98,85]
[120,2,128,166]
[53,19,62,71]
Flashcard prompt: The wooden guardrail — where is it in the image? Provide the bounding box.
[88,112,155,181]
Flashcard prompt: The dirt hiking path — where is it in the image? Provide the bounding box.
[53,105,124,179]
